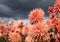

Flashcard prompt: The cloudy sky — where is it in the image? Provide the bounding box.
[0,0,55,20]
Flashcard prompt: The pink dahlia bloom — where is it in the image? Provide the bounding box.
[9,32,21,42]
[49,13,56,19]
[58,13,60,18]
[17,20,23,28]
[53,0,60,13]
[22,24,33,36]
[25,36,34,42]
[48,6,53,13]
[8,21,14,25]
[51,18,57,25]
[10,25,16,32]
[47,17,57,26]
[14,28,22,34]
[0,20,4,24]
[46,19,53,27]
[0,25,9,38]
[56,18,60,32]
[43,23,51,32]
[28,8,45,23]
[55,0,60,6]
[28,23,44,38]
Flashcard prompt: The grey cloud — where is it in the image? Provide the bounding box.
[11,10,28,19]
[1,0,54,10]
[0,0,55,19]
[0,4,14,17]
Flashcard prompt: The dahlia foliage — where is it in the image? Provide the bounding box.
[0,0,60,42]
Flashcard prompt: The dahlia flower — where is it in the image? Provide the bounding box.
[8,21,14,25]
[53,4,60,13]
[28,8,45,23]
[54,0,60,13]
[49,13,56,19]
[48,0,60,13]
[2,27,8,34]
[0,25,8,38]
[48,6,53,13]
[25,36,34,42]
[14,28,22,34]
[0,20,4,24]
[43,23,50,32]
[43,33,50,42]
[10,25,16,32]
[57,33,60,39]
[28,22,44,38]
[56,24,60,32]
[58,13,60,18]
[22,24,33,36]
[51,18,57,25]
[17,20,23,28]
[0,29,2,33]
[48,18,57,26]
[56,18,60,32]
[55,0,60,6]
[0,33,2,37]
[9,32,21,42]
[46,19,53,27]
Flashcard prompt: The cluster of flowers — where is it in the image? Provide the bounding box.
[27,8,60,42]
[0,0,60,42]
[0,20,23,42]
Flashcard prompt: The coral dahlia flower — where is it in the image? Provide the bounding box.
[49,13,56,19]
[28,8,45,23]
[55,0,60,6]
[14,28,22,34]
[17,20,23,28]
[8,21,14,25]
[25,36,34,42]
[9,32,21,42]
[28,23,44,38]
[48,6,53,13]
[10,25,16,32]
[56,18,60,32]
[22,24,33,36]
[0,20,4,24]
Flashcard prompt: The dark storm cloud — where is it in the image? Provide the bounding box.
[0,0,55,19]
[0,4,14,17]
